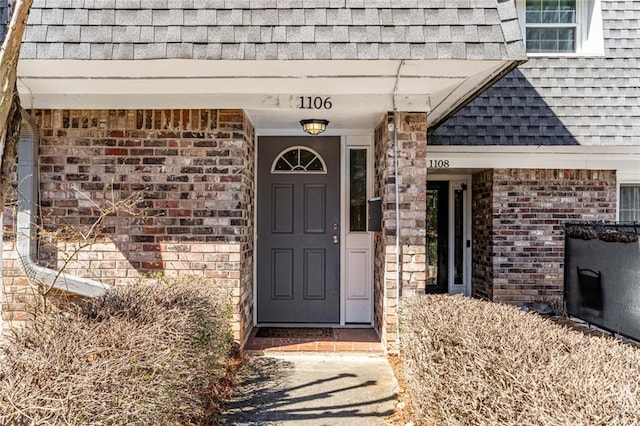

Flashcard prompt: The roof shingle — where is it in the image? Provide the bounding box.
[431,0,640,146]
[18,1,525,61]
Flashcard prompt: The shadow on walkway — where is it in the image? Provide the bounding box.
[220,354,398,425]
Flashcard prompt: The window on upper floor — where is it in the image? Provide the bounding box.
[516,0,604,56]
[620,185,640,222]
[525,0,577,53]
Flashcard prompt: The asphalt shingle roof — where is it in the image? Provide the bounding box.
[18,0,526,61]
[431,0,640,146]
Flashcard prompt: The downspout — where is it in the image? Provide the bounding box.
[16,113,109,297]
[1,211,4,333]
[392,60,405,350]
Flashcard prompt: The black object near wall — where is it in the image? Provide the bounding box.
[367,197,382,232]
[565,223,640,341]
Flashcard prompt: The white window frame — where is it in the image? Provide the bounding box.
[617,170,640,222]
[516,0,604,57]
[270,146,328,174]
[618,184,640,223]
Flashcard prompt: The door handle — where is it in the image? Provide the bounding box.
[332,235,339,244]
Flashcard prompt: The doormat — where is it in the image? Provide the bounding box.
[255,327,334,338]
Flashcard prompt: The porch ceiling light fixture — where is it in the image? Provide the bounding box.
[300,119,329,136]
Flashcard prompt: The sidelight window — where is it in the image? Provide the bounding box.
[349,148,367,232]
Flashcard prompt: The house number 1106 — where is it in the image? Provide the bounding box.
[298,96,333,110]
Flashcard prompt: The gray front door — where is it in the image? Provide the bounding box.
[257,137,340,323]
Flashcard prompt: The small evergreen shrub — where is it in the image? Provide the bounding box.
[400,294,640,425]
[0,274,234,425]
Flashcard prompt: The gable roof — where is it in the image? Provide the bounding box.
[20,1,526,61]
[431,0,640,146]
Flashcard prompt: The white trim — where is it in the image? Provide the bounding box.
[17,58,513,130]
[428,175,473,298]
[618,170,640,182]
[618,172,640,222]
[367,134,374,325]
[17,59,504,79]
[448,178,472,297]
[516,0,605,57]
[342,135,375,326]
[340,137,347,326]
[617,181,640,222]
[429,145,640,154]
[427,145,640,171]
[270,145,328,174]
[254,134,372,327]
[525,52,603,58]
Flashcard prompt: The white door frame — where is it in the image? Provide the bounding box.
[428,174,472,296]
[341,135,375,325]
[254,130,375,327]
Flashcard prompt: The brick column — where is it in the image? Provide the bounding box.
[374,112,428,352]
[471,169,494,300]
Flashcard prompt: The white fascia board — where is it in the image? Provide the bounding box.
[16,93,433,112]
[20,76,450,96]
[426,60,517,127]
[16,58,502,110]
[618,170,640,182]
[427,145,640,171]
[17,59,505,79]
[16,58,512,132]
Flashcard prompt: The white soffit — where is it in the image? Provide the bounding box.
[17,58,509,130]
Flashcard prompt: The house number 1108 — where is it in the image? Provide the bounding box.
[429,160,450,168]
[298,96,333,110]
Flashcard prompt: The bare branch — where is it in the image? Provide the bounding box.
[0,0,33,212]
[20,187,144,298]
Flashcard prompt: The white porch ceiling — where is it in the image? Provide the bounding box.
[17,58,517,132]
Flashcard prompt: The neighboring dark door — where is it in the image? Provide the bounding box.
[426,181,449,294]
[257,137,340,323]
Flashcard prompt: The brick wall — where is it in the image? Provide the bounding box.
[473,168,617,305]
[2,109,256,342]
[471,169,494,300]
[373,111,428,352]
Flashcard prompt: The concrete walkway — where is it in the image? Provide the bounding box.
[220,353,399,425]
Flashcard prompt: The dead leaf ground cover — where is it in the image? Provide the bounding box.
[0,275,235,425]
[399,295,640,425]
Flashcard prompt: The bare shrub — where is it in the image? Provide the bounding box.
[400,295,640,426]
[0,274,234,425]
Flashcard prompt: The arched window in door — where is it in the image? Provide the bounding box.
[271,146,327,174]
